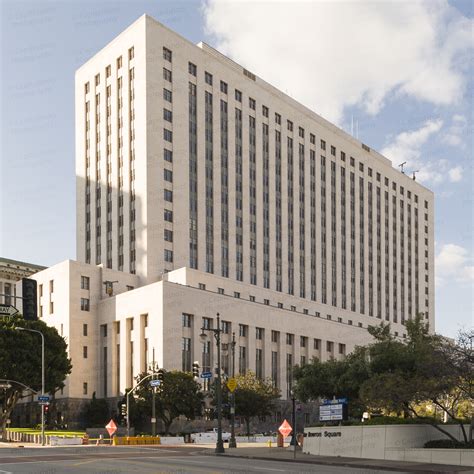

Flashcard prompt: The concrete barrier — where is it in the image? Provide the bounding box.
[50,436,83,446]
[159,436,185,445]
[303,424,472,466]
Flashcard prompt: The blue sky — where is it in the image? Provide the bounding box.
[0,0,472,338]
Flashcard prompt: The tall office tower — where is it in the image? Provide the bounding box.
[76,14,434,328]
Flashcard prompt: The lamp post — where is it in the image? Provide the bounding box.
[290,388,297,447]
[15,327,45,446]
[200,313,225,454]
[229,332,237,448]
[148,348,159,437]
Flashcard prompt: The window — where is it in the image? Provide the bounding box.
[359,163,364,172]
[286,333,294,345]
[101,324,108,337]
[320,139,326,150]
[221,320,230,333]
[205,71,213,85]
[164,169,173,182]
[249,97,256,110]
[199,283,206,290]
[256,327,264,340]
[163,88,172,102]
[249,295,256,302]
[300,336,307,347]
[83,324,88,336]
[368,167,373,177]
[164,229,173,242]
[39,284,43,297]
[85,82,90,94]
[202,316,212,328]
[264,299,269,305]
[262,105,269,117]
[164,149,173,162]
[239,324,248,337]
[310,133,315,144]
[287,120,293,131]
[83,346,88,358]
[164,189,173,202]
[188,62,197,76]
[163,47,172,62]
[278,302,283,309]
[81,276,90,290]
[326,341,334,353]
[303,308,308,315]
[163,109,172,122]
[164,128,172,142]
[218,287,224,295]
[83,382,88,395]
[49,280,54,293]
[271,330,279,343]
[275,113,281,125]
[313,338,320,350]
[164,209,173,222]
[164,249,173,262]
[128,46,134,60]
[95,74,100,86]
[182,313,192,327]
[163,67,173,82]
[80,298,90,311]
[341,151,346,162]
[331,145,336,156]
[299,127,304,138]
[235,89,242,102]
[117,56,122,69]
[339,343,346,355]
[234,291,240,298]
[220,80,228,94]
[291,305,296,312]
[126,285,134,291]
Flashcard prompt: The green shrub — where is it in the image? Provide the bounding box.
[424,439,474,449]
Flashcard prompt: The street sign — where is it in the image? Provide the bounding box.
[0,304,19,317]
[319,401,348,421]
[0,383,12,389]
[321,397,348,405]
[200,371,212,379]
[149,379,161,387]
[39,401,50,406]
[151,417,156,423]
[38,395,50,402]
[227,377,237,392]
[278,419,293,438]
[106,419,118,437]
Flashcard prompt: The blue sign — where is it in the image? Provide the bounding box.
[321,398,347,405]
[38,395,50,402]
[149,380,161,387]
[200,371,212,379]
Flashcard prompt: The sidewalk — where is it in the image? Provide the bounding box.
[220,446,474,473]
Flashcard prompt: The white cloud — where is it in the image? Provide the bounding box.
[436,244,474,286]
[380,120,463,186]
[442,114,467,147]
[203,0,473,124]
[448,166,463,182]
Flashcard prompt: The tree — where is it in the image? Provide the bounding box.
[0,315,72,439]
[134,370,203,434]
[294,346,370,418]
[217,371,280,436]
[83,392,110,427]
[293,315,473,444]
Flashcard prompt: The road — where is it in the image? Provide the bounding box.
[0,445,407,473]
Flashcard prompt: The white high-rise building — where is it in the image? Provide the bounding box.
[14,15,435,426]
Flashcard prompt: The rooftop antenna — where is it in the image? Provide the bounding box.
[412,170,419,181]
[398,162,407,174]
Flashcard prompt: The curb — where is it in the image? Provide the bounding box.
[218,453,473,473]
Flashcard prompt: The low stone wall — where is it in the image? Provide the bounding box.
[303,424,473,466]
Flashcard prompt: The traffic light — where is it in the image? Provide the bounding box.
[192,361,200,378]
[120,403,127,417]
[157,369,166,381]
[22,278,37,321]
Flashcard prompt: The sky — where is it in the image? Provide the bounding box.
[0,0,472,338]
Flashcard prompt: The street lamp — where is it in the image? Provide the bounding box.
[290,388,297,448]
[200,312,225,454]
[228,332,237,448]
[15,327,45,446]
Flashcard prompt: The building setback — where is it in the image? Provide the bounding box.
[20,13,435,415]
